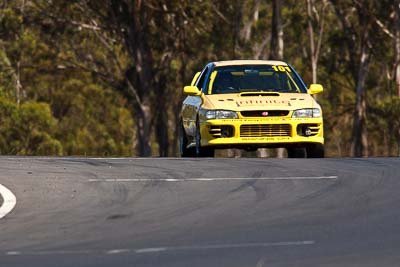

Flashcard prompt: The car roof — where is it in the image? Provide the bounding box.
[212,60,288,67]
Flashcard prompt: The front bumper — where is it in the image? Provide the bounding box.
[200,117,324,147]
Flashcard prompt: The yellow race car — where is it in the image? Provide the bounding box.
[180,60,324,158]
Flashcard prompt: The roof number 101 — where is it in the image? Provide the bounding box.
[272,65,291,72]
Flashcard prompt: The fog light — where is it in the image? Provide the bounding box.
[221,126,234,138]
[304,127,312,136]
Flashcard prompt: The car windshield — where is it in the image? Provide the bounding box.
[207,65,307,94]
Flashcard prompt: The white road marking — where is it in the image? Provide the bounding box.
[6,251,21,256]
[3,240,315,256]
[134,240,315,254]
[0,183,17,219]
[106,249,130,254]
[88,176,337,182]
[135,247,168,253]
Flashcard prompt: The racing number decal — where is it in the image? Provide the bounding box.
[272,65,291,72]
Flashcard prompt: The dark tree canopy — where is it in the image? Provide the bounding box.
[0,0,398,157]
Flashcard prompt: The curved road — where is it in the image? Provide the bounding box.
[0,157,400,267]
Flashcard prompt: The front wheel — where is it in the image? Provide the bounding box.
[287,147,307,158]
[195,120,215,157]
[306,143,325,158]
[179,122,195,157]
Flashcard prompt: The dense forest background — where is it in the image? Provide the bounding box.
[0,0,399,157]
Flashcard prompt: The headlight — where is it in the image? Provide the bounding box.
[206,110,238,119]
[292,108,321,118]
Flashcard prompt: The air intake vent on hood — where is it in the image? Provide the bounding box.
[240,92,280,97]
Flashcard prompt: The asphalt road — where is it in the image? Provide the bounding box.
[0,157,399,267]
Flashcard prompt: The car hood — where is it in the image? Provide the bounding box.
[203,92,318,111]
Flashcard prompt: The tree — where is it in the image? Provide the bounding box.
[394,0,400,97]
[306,0,328,84]
[331,0,373,157]
[270,0,284,60]
[0,0,399,158]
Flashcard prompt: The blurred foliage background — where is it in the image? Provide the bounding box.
[0,0,399,157]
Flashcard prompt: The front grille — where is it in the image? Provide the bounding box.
[240,124,291,137]
[241,110,289,117]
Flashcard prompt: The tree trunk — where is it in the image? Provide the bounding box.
[135,101,152,157]
[395,0,400,97]
[350,45,370,157]
[132,50,154,156]
[393,0,400,156]
[270,0,283,60]
[16,0,26,106]
[306,0,327,102]
[306,0,317,84]
[155,74,169,157]
[332,1,371,157]
[240,0,261,42]
[232,0,242,58]
[115,1,155,156]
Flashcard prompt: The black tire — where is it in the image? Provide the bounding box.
[195,119,215,157]
[287,147,307,158]
[306,143,325,158]
[179,123,195,157]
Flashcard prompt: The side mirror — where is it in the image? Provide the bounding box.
[308,84,323,95]
[183,85,202,96]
